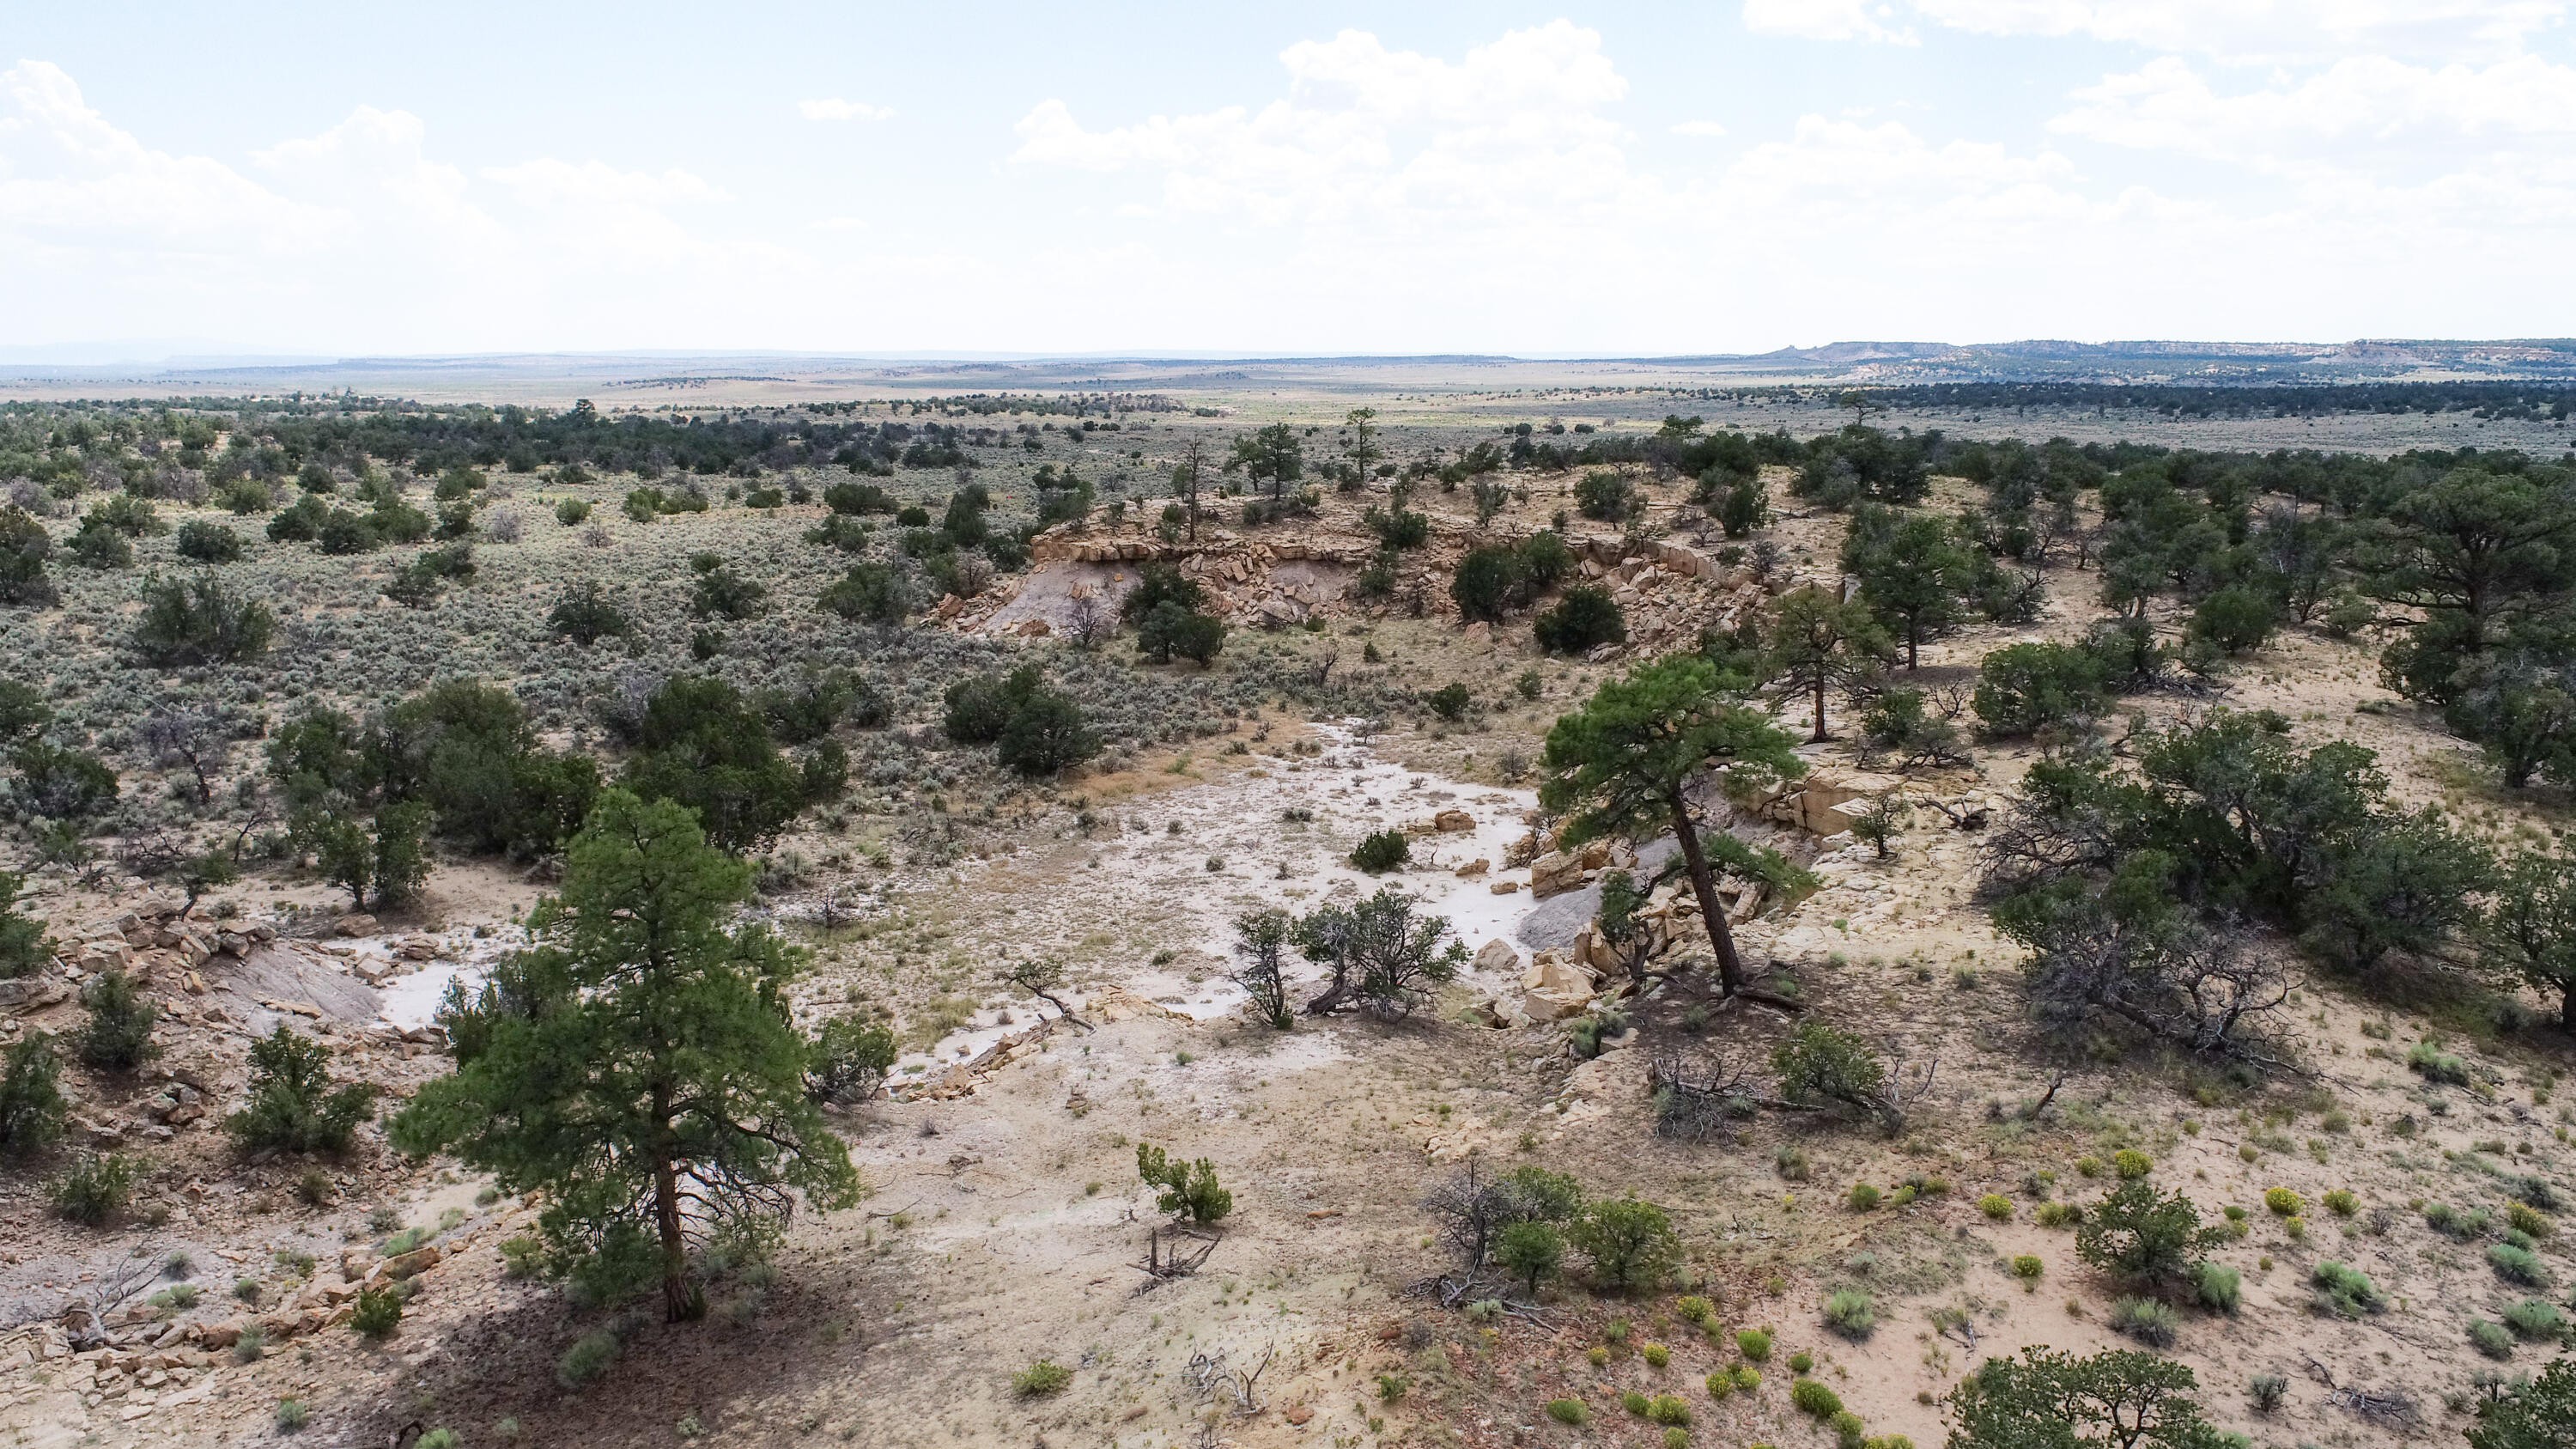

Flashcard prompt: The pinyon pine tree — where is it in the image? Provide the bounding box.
[392,789,860,1321]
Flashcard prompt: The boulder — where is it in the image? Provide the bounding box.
[373,1246,440,1282]
[1487,880,1522,895]
[1471,938,1521,977]
[1518,986,1592,1022]
[335,914,377,938]
[1767,768,1906,835]
[1432,809,1474,832]
[1453,858,1489,878]
[1528,852,1586,899]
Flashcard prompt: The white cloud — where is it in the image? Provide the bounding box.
[2054,53,2576,158]
[1742,1,1917,45]
[1670,119,1731,136]
[1750,1,2567,64]
[797,98,893,122]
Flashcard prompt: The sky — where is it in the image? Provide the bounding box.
[3,1,2574,358]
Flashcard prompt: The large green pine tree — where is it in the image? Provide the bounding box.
[392,789,860,1321]
[1539,654,1810,1001]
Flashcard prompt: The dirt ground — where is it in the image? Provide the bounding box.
[5,398,2574,1449]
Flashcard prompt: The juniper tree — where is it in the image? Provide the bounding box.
[391,790,860,1322]
[1950,1347,2227,1449]
[1540,654,1809,1000]
[1765,585,1891,742]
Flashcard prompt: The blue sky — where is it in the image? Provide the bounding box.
[5,2,2574,356]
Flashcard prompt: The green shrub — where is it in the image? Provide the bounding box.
[2263,1187,2301,1216]
[0,1031,66,1156]
[2311,1261,2385,1317]
[805,1017,897,1105]
[72,968,158,1072]
[1732,1364,1760,1392]
[1789,1351,1814,1373]
[1972,642,2108,737]
[1978,1193,2013,1220]
[1546,1398,1588,1425]
[349,1286,402,1339]
[2470,1318,2516,1360]
[557,1329,618,1387]
[1847,1182,1881,1212]
[2248,1373,2286,1414]
[2193,1260,2241,1313]
[2034,1202,2080,1228]
[173,521,241,563]
[1648,1393,1691,1426]
[1349,830,1410,874]
[1571,1196,1683,1294]
[1013,1360,1072,1397]
[1135,1143,1231,1223]
[2488,1243,2551,1287]
[233,1325,267,1363]
[500,1234,545,1280]
[2321,1189,2357,1217]
[1676,1294,1714,1325]
[1736,1328,1771,1361]
[2109,1297,2178,1347]
[2406,1039,2471,1085]
[1534,585,1625,655]
[1643,1342,1671,1367]
[1621,1390,1651,1416]
[225,1025,375,1154]
[1704,1371,1735,1400]
[52,1153,137,1225]
[1824,1288,1876,1339]
[2112,1149,2152,1178]
[555,498,591,526]
[1830,1408,1866,1449]
[2503,1297,2565,1340]
[2075,1181,2221,1290]
[275,1398,309,1432]
[131,574,273,665]
[547,581,630,645]
[2507,1202,2552,1238]
[1426,683,1472,721]
[1665,1429,1691,1449]
[2012,1255,2044,1281]
[1790,1379,1844,1418]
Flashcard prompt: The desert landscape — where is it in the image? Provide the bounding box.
[0,368,2573,1449]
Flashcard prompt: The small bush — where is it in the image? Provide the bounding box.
[1847,1182,1881,1212]
[2034,1202,2080,1228]
[2263,1187,2301,1216]
[2193,1260,2241,1314]
[1830,1409,1866,1449]
[1676,1294,1715,1325]
[2074,1155,2102,1177]
[233,1325,267,1363]
[1643,1342,1671,1367]
[2311,1261,2385,1317]
[2507,1201,2552,1238]
[1135,1142,1232,1224]
[1732,1364,1760,1392]
[1546,1398,1588,1425]
[349,1285,402,1340]
[557,1330,619,1387]
[1534,585,1625,655]
[2011,1255,2044,1281]
[1824,1288,1876,1338]
[2503,1297,2564,1340]
[1790,1379,1843,1418]
[1736,1328,1771,1361]
[52,1153,137,1225]
[1349,830,1410,874]
[1648,1393,1691,1426]
[1789,1351,1814,1374]
[1013,1360,1072,1397]
[2248,1373,2287,1414]
[275,1398,309,1432]
[74,969,159,1071]
[2112,1149,2152,1178]
[2470,1318,2515,1360]
[1622,1390,1651,1416]
[1664,1429,1690,1449]
[2321,1189,2357,1217]
[1705,1371,1735,1400]
[2109,1297,2178,1346]
[2405,1039,2471,1085]
[2488,1243,2551,1286]
[1978,1193,2013,1220]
